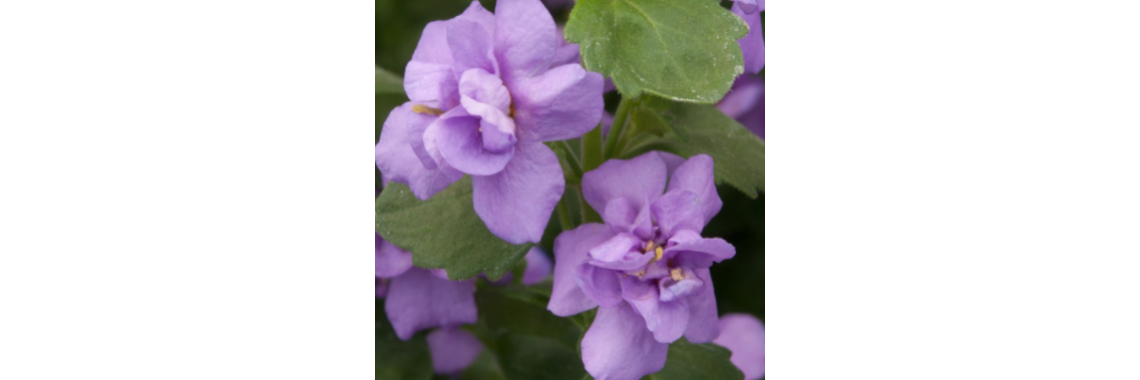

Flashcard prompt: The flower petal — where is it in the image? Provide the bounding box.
[494,0,558,84]
[622,276,690,343]
[581,152,668,219]
[733,3,764,74]
[434,114,515,176]
[447,19,496,78]
[657,268,703,303]
[376,103,462,200]
[587,232,651,271]
[385,268,477,340]
[651,190,703,238]
[581,303,668,380]
[713,313,765,380]
[522,247,553,285]
[511,63,604,142]
[471,142,563,244]
[717,76,765,119]
[549,223,614,316]
[578,264,623,307]
[734,0,759,14]
[684,268,721,343]
[376,234,412,278]
[602,198,654,239]
[666,235,736,269]
[458,68,517,153]
[664,154,722,232]
[427,327,484,374]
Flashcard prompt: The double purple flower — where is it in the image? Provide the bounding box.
[547,152,736,380]
[377,234,552,374]
[376,0,604,244]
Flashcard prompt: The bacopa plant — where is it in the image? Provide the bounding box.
[376,0,764,379]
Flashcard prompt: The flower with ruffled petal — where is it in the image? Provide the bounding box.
[376,0,604,244]
[731,0,764,73]
[546,153,735,380]
[713,313,766,380]
[376,235,552,374]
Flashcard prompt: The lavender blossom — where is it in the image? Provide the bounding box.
[731,0,765,74]
[376,235,552,374]
[713,314,766,380]
[375,0,604,244]
[547,153,736,380]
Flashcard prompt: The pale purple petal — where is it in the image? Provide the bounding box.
[427,327,484,374]
[522,247,552,285]
[511,63,604,142]
[684,268,721,343]
[577,264,622,307]
[581,303,669,380]
[472,142,563,244]
[602,198,654,239]
[587,233,651,271]
[549,223,614,316]
[734,0,759,14]
[409,21,452,64]
[621,276,690,343]
[458,68,517,152]
[581,152,668,218]
[434,114,515,176]
[665,154,722,230]
[713,314,765,380]
[385,268,477,340]
[422,110,473,179]
[455,1,496,33]
[376,234,412,279]
[376,103,461,200]
[448,19,497,79]
[657,268,703,302]
[733,3,764,74]
[666,236,736,269]
[404,61,458,108]
[716,76,764,119]
[494,0,558,84]
[651,190,703,238]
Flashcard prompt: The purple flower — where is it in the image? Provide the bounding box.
[546,153,736,380]
[376,234,553,374]
[732,0,764,74]
[713,314,766,380]
[716,75,764,139]
[376,0,605,244]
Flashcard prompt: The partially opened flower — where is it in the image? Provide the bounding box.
[731,0,765,73]
[376,234,553,374]
[376,0,604,244]
[713,313,766,380]
[547,153,736,380]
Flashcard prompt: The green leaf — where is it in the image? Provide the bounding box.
[377,300,433,380]
[623,96,765,197]
[565,0,748,104]
[376,66,404,94]
[375,178,533,280]
[643,339,744,380]
[457,350,509,380]
[471,284,587,380]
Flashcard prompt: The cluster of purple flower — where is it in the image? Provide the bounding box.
[376,0,765,379]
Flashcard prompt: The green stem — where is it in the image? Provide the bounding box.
[604,96,637,158]
[581,123,604,172]
[556,196,574,231]
[557,140,584,181]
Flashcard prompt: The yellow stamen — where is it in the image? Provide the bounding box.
[412,104,444,116]
[644,241,655,253]
[654,247,663,262]
[670,268,683,281]
[633,270,645,279]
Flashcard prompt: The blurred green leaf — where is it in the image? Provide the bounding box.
[375,178,532,280]
[458,350,509,380]
[376,67,404,95]
[643,339,743,380]
[472,284,587,380]
[377,300,433,380]
[566,0,747,103]
[623,97,765,197]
